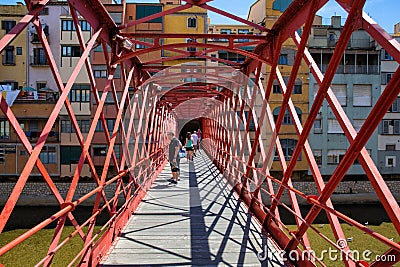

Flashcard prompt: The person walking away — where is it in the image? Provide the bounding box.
[185,132,194,162]
[191,131,199,156]
[167,131,181,184]
[196,129,202,150]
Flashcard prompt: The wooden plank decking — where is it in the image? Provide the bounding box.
[101,151,285,266]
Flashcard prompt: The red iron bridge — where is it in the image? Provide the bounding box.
[0,0,399,266]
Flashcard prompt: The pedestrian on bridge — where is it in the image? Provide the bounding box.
[191,131,199,156]
[185,132,194,162]
[167,131,181,184]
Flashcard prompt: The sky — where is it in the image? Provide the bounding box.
[1,0,399,33]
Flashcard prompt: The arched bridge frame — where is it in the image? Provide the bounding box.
[0,0,399,266]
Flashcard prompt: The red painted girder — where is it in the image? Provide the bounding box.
[0,26,102,234]
[113,42,267,65]
[293,32,400,235]
[121,33,267,40]
[335,0,400,64]
[270,0,365,217]
[67,0,115,44]
[118,3,192,30]
[0,14,34,54]
[199,3,270,33]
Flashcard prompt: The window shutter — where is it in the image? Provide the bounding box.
[353,119,365,133]
[331,84,347,106]
[328,119,343,133]
[353,84,371,106]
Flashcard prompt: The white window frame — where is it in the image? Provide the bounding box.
[386,156,396,167]
[353,84,372,107]
[328,119,344,133]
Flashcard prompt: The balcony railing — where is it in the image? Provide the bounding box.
[30,55,48,66]
[320,64,379,74]
[16,91,58,102]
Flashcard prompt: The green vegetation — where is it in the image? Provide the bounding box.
[0,226,102,267]
[287,223,399,267]
[0,223,398,266]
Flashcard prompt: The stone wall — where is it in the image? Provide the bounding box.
[0,181,399,206]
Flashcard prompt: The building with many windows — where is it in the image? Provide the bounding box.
[378,36,400,175]
[247,0,310,178]
[0,3,26,90]
[308,15,381,176]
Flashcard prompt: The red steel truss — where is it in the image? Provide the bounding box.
[0,0,399,266]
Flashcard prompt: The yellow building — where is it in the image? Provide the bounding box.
[207,24,254,66]
[0,3,27,90]
[161,0,207,66]
[248,0,310,178]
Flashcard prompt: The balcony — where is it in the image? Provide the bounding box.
[25,130,59,142]
[30,55,48,66]
[320,64,379,74]
[16,91,58,102]
[30,24,49,44]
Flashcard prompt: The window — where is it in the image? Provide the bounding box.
[328,119,344,134]
[61,45,82,57]
[29,121,38,132]
[273,85,281,94]
[314,118,322,133]
[68,85,90,102]
[186,38,196,52]
[386,156,396,167]
[39,8,49,15]
[384,50,394,60]
[273,107,301,125]
[382,120,390,134]
[187,17,197,28]
[135,5,162,23]
[36,82,46,90]
[276,139,298,161]
[93,145,107,156]
[113,145,121,159]
[93,65,107,78]
[293,84,302,94]
[61,120,90,133]
[0,120,9,139]
[353,119,365,133]
[395,120,400,134]
[386,144,396,151]
[16,47,22,55]
[80,21,91,31]
[220,29,231,42]
[97,92,121,105]
[278,54,288,65]
[389,97,400,112]
[331,84,347,106]
[327,149,346,164]
[386,73,394,84]
[314,150,322,165]
[129,16,133,21]
[39,146,56,164]
[62,20,91,31]
[109,12,122,24]
[32,48,47,65]
[2,20,16,33]
[238,29,249,42]
[61,120,72,133]
[211,54,217,62]
[353,84,372,106]
[60,146,82,164]
[95,121,104,132]
[3,46,15,65]
[62,20,74,31]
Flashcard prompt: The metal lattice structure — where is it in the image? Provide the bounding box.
[0,0,399,266]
